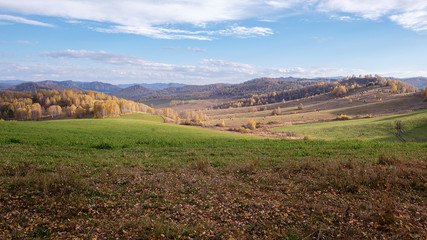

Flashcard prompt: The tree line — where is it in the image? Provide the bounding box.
[0,89,154,121]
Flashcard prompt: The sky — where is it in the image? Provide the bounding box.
[0,0,426,85]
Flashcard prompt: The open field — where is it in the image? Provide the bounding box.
[274,109,427,142]
[0,113,426,238]
[194,87,426,128]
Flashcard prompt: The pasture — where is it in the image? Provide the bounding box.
[0,113,426,238]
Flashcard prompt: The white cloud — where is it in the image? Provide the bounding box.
[3,49,426,84]
[390,10,427,31]
[186,47,208,53]
[0,0,279,39]
[1,0,426,40]
[317,0,427,31]
[0,14,54,27]
[16,40,38,45]
[96,24,273,40]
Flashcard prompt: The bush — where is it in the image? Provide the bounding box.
[336,114,352,120]
[247,119,257,130]
[271,107,281,116]
[303,135,311,140]
[364,114,373,118]
[218,120,226,127]
[297,103,304,110]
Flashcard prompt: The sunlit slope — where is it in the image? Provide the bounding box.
[273,109,427,142]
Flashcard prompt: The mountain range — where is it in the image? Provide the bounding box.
[1,77,426,103]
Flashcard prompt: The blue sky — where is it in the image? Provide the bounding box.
[0,0,426,84]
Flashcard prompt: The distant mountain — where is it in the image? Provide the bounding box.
[116,82,186,90]
[8,82,67,92]
[0,83,11,90]
[112,85,154,100]
[116,77,329,103]
[39,80,120,93]
[0,80,26,86]
[399,77,427,89]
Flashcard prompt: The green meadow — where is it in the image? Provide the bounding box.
[274,109,427,142]
[1,113,425,170]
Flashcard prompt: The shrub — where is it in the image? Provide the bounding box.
[303,135,311,140]
[219,120,225,127]
[364,114,373,118]
[336,114,352,120]
[285,132,296,137]
[297,103,304,110]
[0,118,4,121]
[247,119,257,130]
[243,128,251,133]
[271,107,281,116]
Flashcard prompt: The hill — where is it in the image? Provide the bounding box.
[273,109,427,142]
[111,85,154,100]
[400,77,427,89]
[123,77,328,103]
[0,83,11,90]
[0,80,26,86]
[8,82,67,91]
[116,82,186,90]
[41,80,121,93]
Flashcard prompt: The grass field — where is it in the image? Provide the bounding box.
[273,109,427,142]
[0,113,426,238]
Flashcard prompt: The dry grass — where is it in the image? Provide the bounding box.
[1,156,426,239]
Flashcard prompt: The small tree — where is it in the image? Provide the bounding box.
[247,119,257,130]
[297,103,304,110]
[219,120,226,127]
[272,107,281,116]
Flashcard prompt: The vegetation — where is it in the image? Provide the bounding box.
[0,114,426,238]
[0,89,153,121]
[336,114,352,120]
[274,109,427,142]
[214,76,418,109]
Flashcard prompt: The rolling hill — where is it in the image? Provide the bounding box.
[400,77,427,89]
[8,82,66,91]
[116,82,186,90]
[111,85,154,100]
[40,80,121,93]
[0,83,11,90]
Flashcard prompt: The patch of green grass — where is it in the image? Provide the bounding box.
[273,109,427,142]
[119,113,164,122]
[0,115,426,170]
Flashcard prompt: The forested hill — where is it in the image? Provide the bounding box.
[214,76,420,109]
[0,89,154,121]
[9,80,121,93]
[117,77,328,102]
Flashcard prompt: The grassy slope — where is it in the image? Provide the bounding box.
[273,109,427,142]
[1,113,425,169]
[0,113,426,239]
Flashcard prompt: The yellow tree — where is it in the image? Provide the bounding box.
[30,103,42,120]
[47,105,62,118]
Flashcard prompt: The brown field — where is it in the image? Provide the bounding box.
[161,86,426,134]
